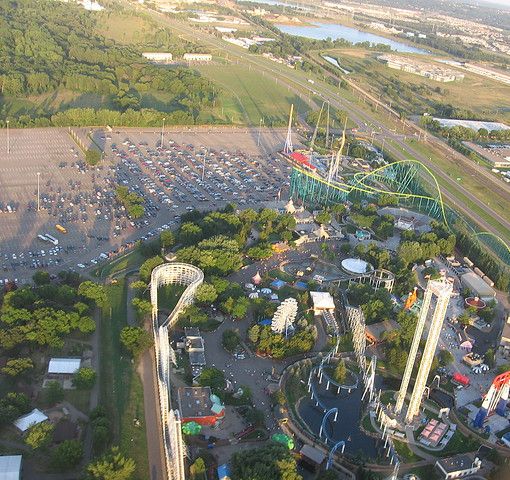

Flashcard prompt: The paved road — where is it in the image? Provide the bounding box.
[139,6,510,241]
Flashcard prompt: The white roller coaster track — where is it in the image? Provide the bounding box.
[150,262,204,480]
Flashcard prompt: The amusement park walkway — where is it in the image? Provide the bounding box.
[126,281,166,480]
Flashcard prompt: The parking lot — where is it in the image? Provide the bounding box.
[0,127,294,284]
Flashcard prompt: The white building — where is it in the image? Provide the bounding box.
[0,455,22,480]
[310,292,335,315]
[14,409,48,433]
[183,53,212,62]
[435,454,482,479]
[142,52,173,64]
[48,357,81,375]
[271,298,298,336]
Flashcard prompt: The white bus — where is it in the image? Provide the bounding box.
[44,234,59,246]
[37,234,49,242]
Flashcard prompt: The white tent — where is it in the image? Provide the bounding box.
[14,409,48,433]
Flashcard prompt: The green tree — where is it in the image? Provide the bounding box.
[231,297,250,319]
[0,392,31,426]
[139,256,164,283]
[78,315,96,334]
[222,329,240,352]
[248,324,260,344]
[120,327,153,357]
[85,149,101,166]
[44,380,64,405]
[190,457,206,480]
[160,230,175,249]
[51,439,83,470]
[198,367,225,395]
[131,297,152,319]
[1,357,34,376]
[73,367,96,389]
[78,281,106,307]
[33,270,51,285]
[231,443,302,480]
[25,421,54,450]
[86,446,135,480]
[195,283,218,304]
[333,360,347,383]
[315,210,331,225]
[438,349,454,366]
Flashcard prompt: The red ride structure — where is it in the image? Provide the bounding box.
[473,370,510,428]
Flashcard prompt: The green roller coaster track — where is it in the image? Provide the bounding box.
[289,160,510,266]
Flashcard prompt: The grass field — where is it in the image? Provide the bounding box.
[405,138,510,236]
[92,249,146,279]
[195,64,311,126]
[101,280,149,480]
[319,48,510,123]
[379,137,510,240]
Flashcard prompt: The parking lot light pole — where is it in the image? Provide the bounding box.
[37,172,40,212]
[161,117,165,148]
[6,119,10,154]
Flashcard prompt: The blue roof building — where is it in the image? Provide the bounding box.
[217,464,231,480]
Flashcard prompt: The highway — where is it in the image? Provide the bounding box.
[138,6,510,244]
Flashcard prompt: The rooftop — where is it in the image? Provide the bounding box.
[0,455,22,480]
[436,453,479,473]
[48,357,81,374]
[14,408,48,433]
[310,291,335,310]
[178,387,220,419]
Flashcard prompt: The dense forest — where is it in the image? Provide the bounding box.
[0,0,217,127]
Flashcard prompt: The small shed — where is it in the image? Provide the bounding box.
[299,444,325,468]
[48,358,81,375]
[0,455,22,480]
[14,408,48,433]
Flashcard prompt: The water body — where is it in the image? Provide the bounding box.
[277,22,429,54]
[298,376,387,459]
[322,55,351,74]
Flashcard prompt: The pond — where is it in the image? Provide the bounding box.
[277,22,429,54]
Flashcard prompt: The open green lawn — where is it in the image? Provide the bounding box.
[101,280,149,480]
[378,136,510,241]
[318,48,510,123]
[92,249,146,279]
[404,138,510,238]
[393,439,422,463]
[194,64,311,126]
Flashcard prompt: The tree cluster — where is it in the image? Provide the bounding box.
[0,0,217,126]
[231,443,302,480]
[0,278,101,351]
[115,186,145,220]
[248,325,316,359]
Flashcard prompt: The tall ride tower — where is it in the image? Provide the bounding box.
[395,277,453,423]
[284,104,294,154]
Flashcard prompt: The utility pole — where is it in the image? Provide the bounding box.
[37,172,41,212]
[257,118,263,147]
[160,117,165,148]
[202,148,207,182]
[6,119,10,154]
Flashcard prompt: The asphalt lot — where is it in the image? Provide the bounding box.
[0,127,295,284]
